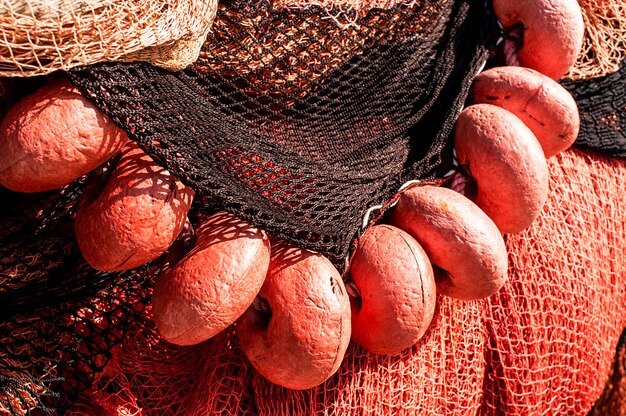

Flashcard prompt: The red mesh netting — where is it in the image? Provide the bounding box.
[70,148,626,415]
[481,149,626,414]
[251,296,485,415]
[71,297,485,415]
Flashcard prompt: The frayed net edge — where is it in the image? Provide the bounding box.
[272,0,421,28]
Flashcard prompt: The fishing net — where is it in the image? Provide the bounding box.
[0,0,217,77]
[563,61,626,157]
[480,149,626,415]
[63,148,625,415]
[68,292,486,416]
[1,0,625,414]
[271,0,421,23]
[568,0,626,80]
[0,184,150,414]
[273,0,626,81]
[4,0,495,412]
[67,0,495,267]
[275,0,414,10]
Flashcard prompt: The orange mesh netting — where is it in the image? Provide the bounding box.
[71,296,485,415]
[69,148,626,415]
[480,149,626,414]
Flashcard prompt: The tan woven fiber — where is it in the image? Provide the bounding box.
[0,0,218,77]
[568,0,626,79]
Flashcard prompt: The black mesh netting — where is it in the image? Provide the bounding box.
[563,60,626,158]
[67,0,496,266]
[0,184,150,414]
